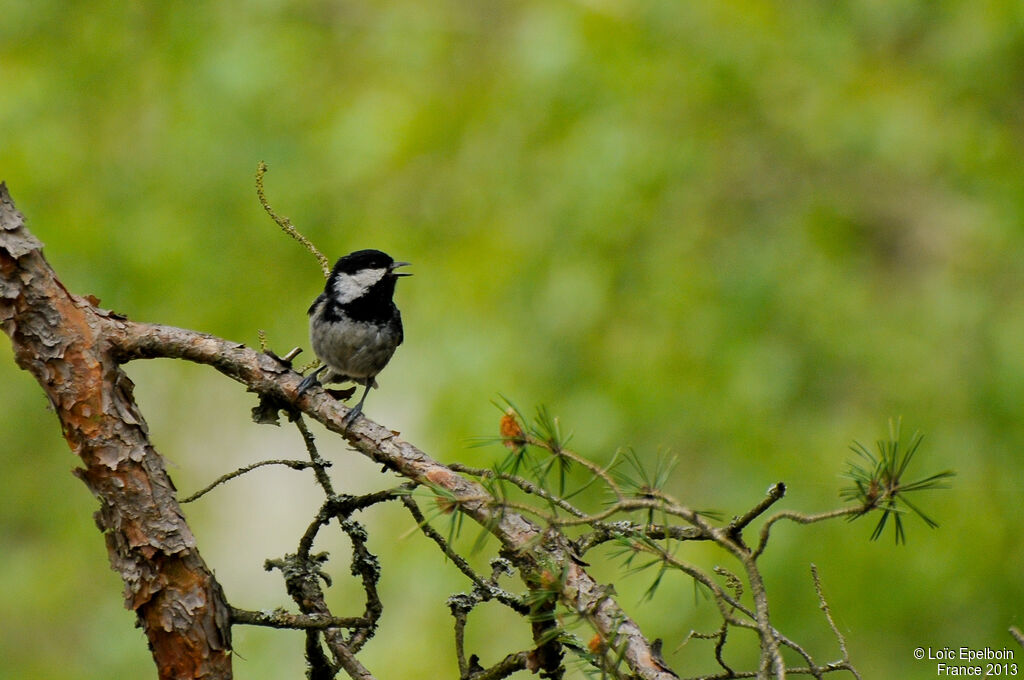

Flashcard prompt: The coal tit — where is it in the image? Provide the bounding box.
[297,249,410,426]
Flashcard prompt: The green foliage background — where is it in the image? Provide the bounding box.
[2,2,1023,678]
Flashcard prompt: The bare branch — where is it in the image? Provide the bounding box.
[472,651,532,680]
[255,161,330,277]
[811,564,862,680]
[402,496,528,614]
[181,458,319,503]
[107,323,679,678]
[726,482,786,545]
[574,521,704,556]
[230,607,365,630]
[448,462,590,519]
[754,508,863,559]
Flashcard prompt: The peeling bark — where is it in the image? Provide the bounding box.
[0,184,232,680]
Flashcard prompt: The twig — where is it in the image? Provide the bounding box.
[624,538,754,625]
[712,621,732,676]
[681,660,858,680]
[231,607,365,630]
[472,651,532,680]
[286,492,394,654]
[524,432,626,503]
[181,459,318,503]
[298,489,408,560]
[726,482,786,546]
[261,420,395,672]
[450,597,472,678]
[754,507,863,558]
[808,564,862,680]
[255,161,330,277]
[449,462,589,519]
[812,566,846,660]
[575,521,703,556]
[402,496,528,614]
[292,414,336,495]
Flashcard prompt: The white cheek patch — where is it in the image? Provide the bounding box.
[332,268,386,304]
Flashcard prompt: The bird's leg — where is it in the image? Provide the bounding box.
[297,365,327,396]
[343,381,373,428]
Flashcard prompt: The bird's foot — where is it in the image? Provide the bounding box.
[342,404,363,429]
[296,372,322,397]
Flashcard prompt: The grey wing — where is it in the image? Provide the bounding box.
[393,309,404,346]
[308,293,326,316]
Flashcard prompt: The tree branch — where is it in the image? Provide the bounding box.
[103,315,678,677]
[110,316,678,677]
[230,607,366,630]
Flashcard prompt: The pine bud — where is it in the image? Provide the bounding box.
[500,408,526,449]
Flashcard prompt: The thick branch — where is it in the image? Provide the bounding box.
[0,183,232,679]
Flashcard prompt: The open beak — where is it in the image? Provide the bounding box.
[390,261,412,276]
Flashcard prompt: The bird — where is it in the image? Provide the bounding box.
[297,249,410,427]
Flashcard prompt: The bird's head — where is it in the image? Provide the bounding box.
[327,249,411,304]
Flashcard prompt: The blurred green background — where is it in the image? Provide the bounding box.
[2,1,1023,678]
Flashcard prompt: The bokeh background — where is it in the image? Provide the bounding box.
[3,2,1023,678]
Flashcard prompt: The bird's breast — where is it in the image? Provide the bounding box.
[309,311,399,380]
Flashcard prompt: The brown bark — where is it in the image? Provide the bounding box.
[0,183,232,679]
